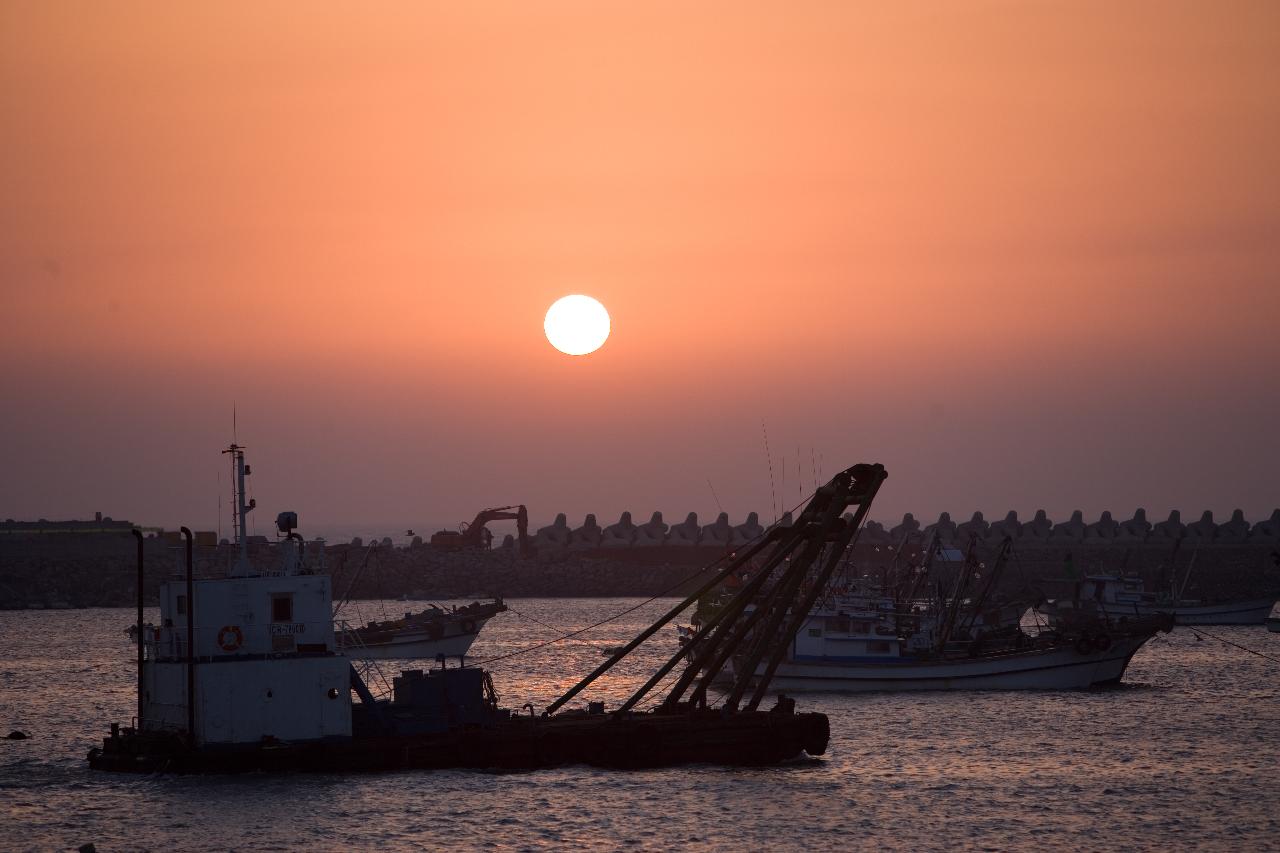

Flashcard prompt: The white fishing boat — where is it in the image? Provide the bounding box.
[1039,575,1276,626]
[336,599,506,660]
[1265,615,1280,633]
[724,584,1171,692]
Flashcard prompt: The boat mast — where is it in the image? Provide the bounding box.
[223,443,256,577]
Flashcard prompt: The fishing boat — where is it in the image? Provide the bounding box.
[337,599,507,660]
[1038,575,1276,626]
[696,533,1173,693]
[1267,615,1280,633]
[733,584,1172,692]
[87,447,878,774]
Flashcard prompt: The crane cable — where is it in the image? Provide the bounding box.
[504,605,569,636]
[1189,626,1280,666]
[475,489,820,668]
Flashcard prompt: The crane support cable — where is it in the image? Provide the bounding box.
[473,534,765,669]
[1189,626,1280,666]
[476,489,820,676]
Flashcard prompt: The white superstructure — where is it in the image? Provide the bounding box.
[140,445,352,746]
[722,580,1165,692]
[1040,574,1276,626]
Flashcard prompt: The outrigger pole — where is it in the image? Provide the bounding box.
[546,462,887,717]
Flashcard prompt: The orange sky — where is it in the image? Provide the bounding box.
[2,1,1278,534]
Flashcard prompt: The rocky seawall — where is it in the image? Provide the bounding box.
[2,530,1279,609]
[0,537,721,608]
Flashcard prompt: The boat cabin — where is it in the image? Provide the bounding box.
[143,572,352,746]
[792,588,912,662]
[140,447,353,747]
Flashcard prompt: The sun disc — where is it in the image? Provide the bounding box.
[544,295,610,356]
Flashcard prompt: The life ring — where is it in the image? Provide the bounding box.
[1092,632,1112,653]
[218,625,244,652]
[1073,633,1094,656]
[461,619,477,634]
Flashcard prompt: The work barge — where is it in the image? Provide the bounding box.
[88,445,887,773]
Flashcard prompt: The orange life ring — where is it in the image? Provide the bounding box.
[218,625,244,652]
[461,619,477,634]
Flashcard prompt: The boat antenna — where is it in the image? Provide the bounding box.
[761,421,778,523]
[222,441,256,576]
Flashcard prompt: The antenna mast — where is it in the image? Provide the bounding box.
[222,443,256,576]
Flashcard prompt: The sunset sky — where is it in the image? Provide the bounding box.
[2,1,1277,536]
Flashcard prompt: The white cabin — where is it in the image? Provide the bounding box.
[793,588,912,662]
[140,446,353,747]
[143,573,352,745]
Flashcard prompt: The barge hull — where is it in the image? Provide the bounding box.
[87,710,829,774]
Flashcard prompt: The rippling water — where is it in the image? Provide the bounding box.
[3,599,1279,851]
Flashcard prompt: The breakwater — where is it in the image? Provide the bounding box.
[2,508,1279,609]
[522,507,1280,551]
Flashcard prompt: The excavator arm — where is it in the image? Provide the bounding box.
[432,504,530,557]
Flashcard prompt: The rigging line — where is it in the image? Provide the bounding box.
[476,595,680,667]
[762,421,778,524]
[505,605,569,636]
[332,543,380,619]
[779,455,785,513]
[706,478,724,514]
[1188,626,1280,666]
[478,487,823,668]
[797,447,802,502]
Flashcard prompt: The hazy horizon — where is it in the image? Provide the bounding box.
[3,1,1278,533]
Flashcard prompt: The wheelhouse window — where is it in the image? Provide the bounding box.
[176,595,187,615]
[807,627,823,637]
[272,594,294,623]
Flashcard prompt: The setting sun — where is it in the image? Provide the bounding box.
[544,295,610,356]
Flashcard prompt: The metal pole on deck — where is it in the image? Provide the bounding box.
[181,526,195,743]
[132,529,145,729]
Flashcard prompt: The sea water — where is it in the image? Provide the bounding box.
[2,599,1278,851]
